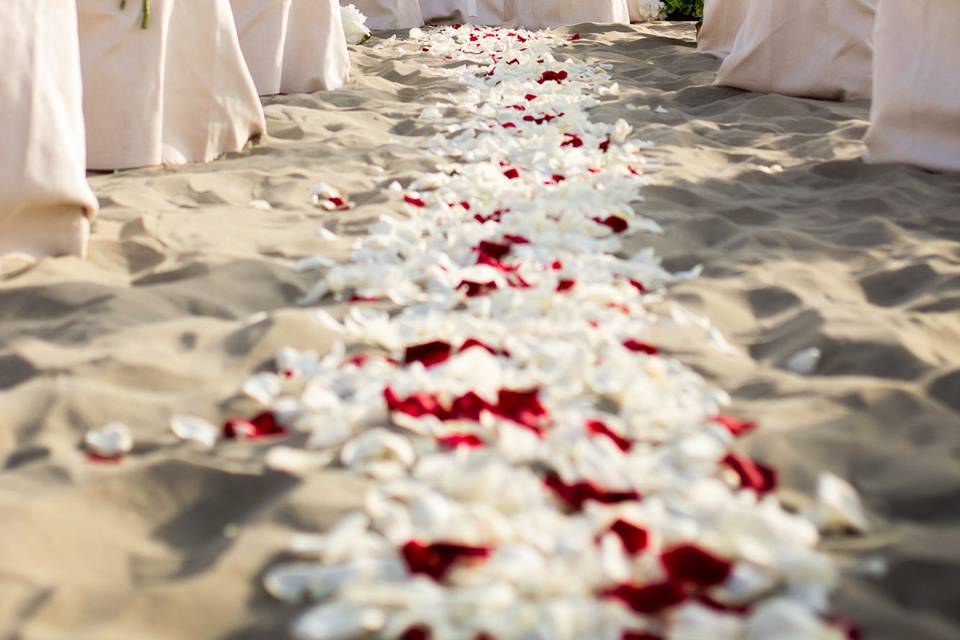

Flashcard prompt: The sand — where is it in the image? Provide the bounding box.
[1,22,959,639]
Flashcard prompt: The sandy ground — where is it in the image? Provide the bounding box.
[1,22,959,640]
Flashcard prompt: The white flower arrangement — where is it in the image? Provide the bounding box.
[341,3,372,45]
[632,0,668,22]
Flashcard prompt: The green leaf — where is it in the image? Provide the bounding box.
[661,0,704,19]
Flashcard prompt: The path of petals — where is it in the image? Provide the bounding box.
[237,26,860,640]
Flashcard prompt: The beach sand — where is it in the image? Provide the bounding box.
[1,22,958,639]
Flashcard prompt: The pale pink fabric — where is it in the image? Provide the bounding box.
[863,0,960,172]
[697,0,750,60]
[78,0,266,170]
[231,0,350,96]
[715,0,876,101]
[420,0,630,27]
[0,0,96,259]
[341,0,424,30]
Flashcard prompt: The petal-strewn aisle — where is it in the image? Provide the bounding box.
[1,21,958,640]
[246,25,856,640]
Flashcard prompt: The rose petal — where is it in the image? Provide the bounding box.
[661,544,733,589]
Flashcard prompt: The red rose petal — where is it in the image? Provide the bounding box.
[594,216,629,234]
[622,632,663,640]
[568,33,582,41]
[437,433,486,449]
[503,168,520,180]
[609,519,649,555]
[477,240,512,261]
[696,594,751,615]
[721,453,778,495]
[661,544,733,589]
[713,414,757,437]
[556,278,576,292]
[385,387,449,420]
[223,411,287,440]
[458,280,499,297]
[524,93,538,101]
[400,626,431,640]
[491,389,548,434]
[561,133,584,148]
[537,70,568,84]
[402,541,491,581]
[459,338,507,357]
[602,581,687,614]
[628,279,648,294]
[449,391,488,422]
[404,341,453,368]
[586,419,632,452]
[599,137,611,152]
[544,473,641,511]
[623,340,659,355]
[404,195,427,207]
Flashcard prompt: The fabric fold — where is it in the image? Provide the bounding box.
[697,0,751,60]
[78,0,266,170]
[232,0,350,96]
[0,0,97,258]
[714,0,876,101]
[863,0,960,172]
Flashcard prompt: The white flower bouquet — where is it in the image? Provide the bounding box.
[341,3,372,45]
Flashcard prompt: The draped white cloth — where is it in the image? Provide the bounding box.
[714,0,876,101]
[1,0,97,258]
[342,0,425,30]
[513,0,630,28]
[697,0,751,60]
[78,0,266,170]
[231,0,350,96]
[863,0,960,172]
[420,0,630,28]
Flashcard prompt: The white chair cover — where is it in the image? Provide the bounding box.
[0,0,96,259]
[714,0,876,101]
[863,0,960,172]
[231,0,350,96]
[78,0,266,170]
[419,0,516,26]
[342,0,424,30]
[511,0,630,28]
[421,0,630,28]
[697,0,751,60]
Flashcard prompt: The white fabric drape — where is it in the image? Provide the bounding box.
[697,0,751,60]
[342,0,425,30]
[231,0,350,96]
[1,0,97,258]
[420,0,630,28]
[78,0,266,170]
[714,0,876,101]
[863,0,960,172]
[516,0,630,29]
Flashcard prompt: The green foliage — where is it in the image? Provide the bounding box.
[661,0,704,19]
